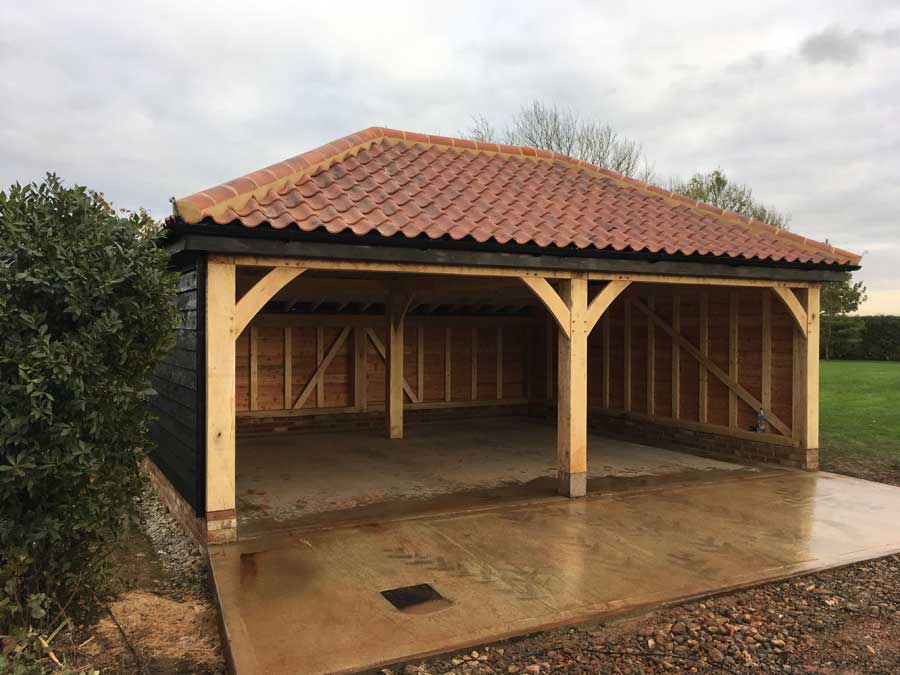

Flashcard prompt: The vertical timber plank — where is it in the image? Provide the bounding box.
[624,299,632,412]
[417,324,425,403]
[444,326,452,402]
[249,326,259,411]
[729,291,739,428]
[601,313,611,409]
[545,315,553,401]
[672,295,680,420]
[699,291,709,424]
[496,325,503,399]
[316,326,324,408]
[471,326,478,401]
[761,291,772,414]
[283,327,292,409]
[792,330,803,442]
[354,326,367,411]
[647,294,655,416]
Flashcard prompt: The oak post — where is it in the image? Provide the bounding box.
[557,276,588,497]
[799,286,821,460]
[205,256,237,541]
[385,287,408,439]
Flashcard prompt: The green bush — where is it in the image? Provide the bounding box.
[0,176,176,660]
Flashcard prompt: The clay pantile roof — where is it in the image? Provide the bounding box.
[172,127,860,267]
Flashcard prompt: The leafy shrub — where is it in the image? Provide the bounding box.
[0,176,176,662]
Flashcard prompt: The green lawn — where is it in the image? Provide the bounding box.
[820,360,900,474]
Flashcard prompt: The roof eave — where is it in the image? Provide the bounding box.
[163,220,859,282]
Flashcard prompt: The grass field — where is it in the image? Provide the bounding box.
[820,360,900,479]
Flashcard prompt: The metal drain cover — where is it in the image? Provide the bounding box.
[381,583,449,612]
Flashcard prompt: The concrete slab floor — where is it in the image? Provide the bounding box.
[209,470,900,675]
[236,417,754,536]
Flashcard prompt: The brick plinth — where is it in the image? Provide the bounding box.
[528,403,818,471]
[237,404,528,437]
[142,459,207,549]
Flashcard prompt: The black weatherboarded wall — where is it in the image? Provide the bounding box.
[148,255,206,515]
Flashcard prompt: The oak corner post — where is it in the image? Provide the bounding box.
[205,255,237,543]
[800,285,821,467]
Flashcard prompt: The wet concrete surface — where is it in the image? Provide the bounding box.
[236,417,753,537]
[209,470,900,675]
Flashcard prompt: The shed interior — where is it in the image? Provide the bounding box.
[231,267,803,538]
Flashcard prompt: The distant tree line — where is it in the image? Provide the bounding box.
[821,315,900,361]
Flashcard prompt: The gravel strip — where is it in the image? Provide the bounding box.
[402,554,900,675]
[139,488,209,597]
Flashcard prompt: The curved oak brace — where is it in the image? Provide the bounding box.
[234,267,306,336]
[519,277,571,338]
[585,280,631,333]
[771,287,808,338]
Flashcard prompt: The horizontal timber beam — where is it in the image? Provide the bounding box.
[183,237,849,283]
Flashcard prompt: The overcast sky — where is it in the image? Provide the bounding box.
[2,1,897,313]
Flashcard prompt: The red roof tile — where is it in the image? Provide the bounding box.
[172,127,861,267]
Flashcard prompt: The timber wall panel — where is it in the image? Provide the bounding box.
[367,326,387,405]
[476,327,498,400]
[679,293,701,423]
[607,302,626,411]
[653,292,674,419]
[292,327,319,408]
[771,303,795,426]
[148,257,205,515]
[630,303,648,414]
[501,325,527,399]
[528,282,798,452]
[706,289,731,427]
[236,315,534,416]
[737,289,763,431]
[324,327,353,407]
[422,326,447,402]
[587,330,604,407]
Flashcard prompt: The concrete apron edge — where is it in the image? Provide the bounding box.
[211,541,900,675]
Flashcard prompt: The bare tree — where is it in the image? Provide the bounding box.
[465,101,656,182]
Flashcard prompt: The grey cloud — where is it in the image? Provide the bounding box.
[1,1,898,314]
[800,25,900,65]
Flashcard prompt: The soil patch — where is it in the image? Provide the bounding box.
[68,490,226,674]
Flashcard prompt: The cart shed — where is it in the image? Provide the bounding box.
[151,127,860,545]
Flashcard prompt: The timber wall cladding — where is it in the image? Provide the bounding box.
[235,316,530,414]
[148,258,205,514]
[536,283,797,441]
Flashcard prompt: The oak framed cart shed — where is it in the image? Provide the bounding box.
[151,127,861,546]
